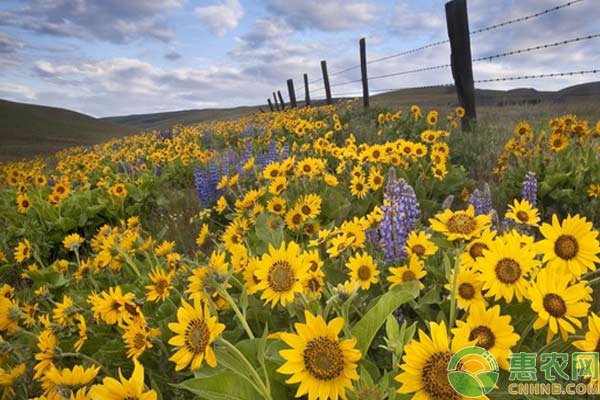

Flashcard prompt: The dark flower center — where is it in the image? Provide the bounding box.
[268,261,295,292]
[516,211,529,222]
[543,293,567,318]
[402,270,417,282]
[458,282,475,300]
[554,235,578,260]
[469,325,496,350]
[469,242,488,259]
[186,318,210,354]
[422,352,461,400]
[411,244,426,256]
[446,213,477,235]
[495,258,522,284]
[357,265,371,281]
[303,336,344,381]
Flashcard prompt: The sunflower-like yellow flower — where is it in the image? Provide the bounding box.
[395,320,464,399]
[350,176,368,199]
[63,233,84,251]
[346,252,379,290]
[573,312,600,357]
[445,268,486,311]
[452,304,519,370]
[405,230,438,259]
[14,239,31,263]
[278,311,361,400]
[537,214,600,278]
[16,193,31,213]
[254,241,309,307]
[461,228,496,270]
[530,267,590,343]
[475,234,538,303]
[145,267,173,302]
[89,359,157,400]
[388,255,426,290]
[168,298,224,371]
[196,223,209,247]
[45,364,100,388]
[505,199,539,227]
[429,205,491,241]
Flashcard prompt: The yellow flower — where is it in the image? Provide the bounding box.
[89,359,157,400]
[350,176,368,199]
[215,196,227,214]
[145,267,173,302]
[588,183,600,198]
[537,214,600,279]
[461,228,496,270]
[285,205,305,231]
[0,297,20,335]
[445,268,486,311]
[395,320,462,399]
[452,304,519,370]
[278,311,361,400]
[45,364,100,388]
[367,167,384,191]
[154,240,175,257]
[505,199,539,227]
[168,298,224,371]
[475,234,538,303]
[530,267,590,343]
[196,223,209,247]
[455,106,465,118]
[429,205,491,241]
[74,314,88,352]
[254,241,309,308]
[14,239,31,263]
[52,295,77,327]
[34,329,58,379]
[405,231,438,259]
[426,110,438,126]
[388,255,426,290]
[123,320,154,359]
[16,193,31,213]
[267,197,286,215]
[346,252,379,290]
[573,312,600,357]
[109,183,128,198]
[63,233,84,251]
[548,133,568,152]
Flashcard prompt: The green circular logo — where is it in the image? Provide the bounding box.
[447,346,499,398]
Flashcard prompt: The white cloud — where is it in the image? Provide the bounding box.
[195,0,244,37]
[0,83,37,100]
[268,0,377,31]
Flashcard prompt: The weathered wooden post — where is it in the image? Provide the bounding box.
[272,92,280,111]
[277,90,286,110]
[446,0,476,129]
[303,73,311,107]
[267,99,274,112]
[287,79,297,108]
[359,37,369,108]
[320,60,332,105]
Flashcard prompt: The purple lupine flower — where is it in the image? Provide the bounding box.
[155,165,162,177]
[378,168,420,262]
[393,307,404,327]
[469,184,493,216]
[281,143,290,159]
[522,171,537,207]
[117,163,125,174]
[365,228,380,248]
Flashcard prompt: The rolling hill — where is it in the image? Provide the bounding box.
[0,99,137,161]
[2,81,599,161]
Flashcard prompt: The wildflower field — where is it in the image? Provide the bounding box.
[1,100,600,400]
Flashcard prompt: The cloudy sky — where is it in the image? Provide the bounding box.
[0,0,598,117]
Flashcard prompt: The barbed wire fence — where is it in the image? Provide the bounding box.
[266,0,598,130]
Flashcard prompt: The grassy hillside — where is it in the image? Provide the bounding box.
[103,105,263,131]
[0,99,137,161]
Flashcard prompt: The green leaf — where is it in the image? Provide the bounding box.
[175,371,261,400]
[351,281,419,356]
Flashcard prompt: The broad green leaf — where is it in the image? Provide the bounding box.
[351,281,419,356]
[175,371,261,400]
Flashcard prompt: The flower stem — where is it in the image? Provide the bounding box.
[448,250,461,332]
[218,286,255,339]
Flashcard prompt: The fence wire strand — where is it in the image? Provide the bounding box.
[475,69,599,83]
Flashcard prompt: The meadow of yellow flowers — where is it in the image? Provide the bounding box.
[1,100,600,399]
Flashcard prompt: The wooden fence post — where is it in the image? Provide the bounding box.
[359,38,369,108]
[277,90,286,110]
[321,60,332,105]
[272,92,280,111]
[267,99,274,112]
[446,0,476,129]
[287,79,297,108]
[303,73,311,107]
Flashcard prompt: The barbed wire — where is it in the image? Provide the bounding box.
[475,69,598,83]
[369,64,451,81]
[470,0,584,35]
[473,33,600,62]
[364,0,584,66]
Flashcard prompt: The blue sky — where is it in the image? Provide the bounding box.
[0,0,598,117]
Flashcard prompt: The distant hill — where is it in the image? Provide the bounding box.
[0,99,136,161]
[103,105,263,131]
[2,81,598,161]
